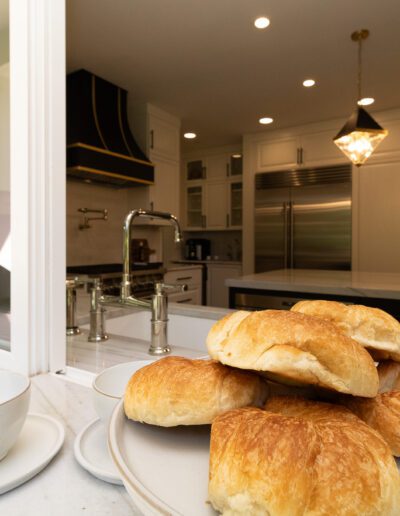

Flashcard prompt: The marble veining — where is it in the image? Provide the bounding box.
[0,374,141,515]
[226,268,400,299]
[67,329,204,374]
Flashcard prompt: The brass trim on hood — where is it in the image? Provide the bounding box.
[118,88,134,157]
[92,75,109,150]
[67,143,154,167]
[68,165,153,185]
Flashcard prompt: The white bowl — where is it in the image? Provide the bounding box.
[92,360,154,426]
[0,369,31,461]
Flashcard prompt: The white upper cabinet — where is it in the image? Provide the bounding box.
[300,129,345,167]
[257,131,345,171]
[149,158,180,218]
[254,112,400,173]
[148,109,180,161]
[128,103,181,218]
[257,137,299,170]
[368,117,400,160]
[205,180,228,229]
[183,146,243,230]
[206,154,229,180]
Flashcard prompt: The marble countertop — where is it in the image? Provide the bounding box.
[226,268,400,299]
[173,260,242,266]
[76,291,230,323]
[1,374,142,515]
[67,329,205,375]
[166,264,204,271]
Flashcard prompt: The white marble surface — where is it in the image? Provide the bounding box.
[174,259,242,266]
[67,329,205,374]
[226,268,400,300]
[76,292,230,324]
[0,374,141,515]
[166,264,204,272]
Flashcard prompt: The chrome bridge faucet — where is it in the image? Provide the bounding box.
[88,209,185,355]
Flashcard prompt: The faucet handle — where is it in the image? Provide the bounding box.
[154,282,188,295]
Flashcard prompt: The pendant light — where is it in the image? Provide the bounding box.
[333,29,388,166]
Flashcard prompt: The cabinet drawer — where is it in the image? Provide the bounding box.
[164,268,202,287]
[168,288,201,305]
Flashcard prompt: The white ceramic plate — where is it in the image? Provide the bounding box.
[0,413,65,495]
[108,399,216,516]
[74,417,123,485]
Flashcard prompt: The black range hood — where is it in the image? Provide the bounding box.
[67,69,154,187]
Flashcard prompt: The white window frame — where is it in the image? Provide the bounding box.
[0,0,66,375]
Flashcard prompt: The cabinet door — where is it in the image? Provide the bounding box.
[355,161,400,273]
[186,160,205,181]
[186,185,204,228]
[149,114,180,161]
[205,181,228,229]
[149,158,180,217]
[206,154,229,181]
[257,137,299,171]
[300,130,345,167]
[167,288,201,305]
[207,264,242,308]
[229,154,243,176]
[228,181,242,228]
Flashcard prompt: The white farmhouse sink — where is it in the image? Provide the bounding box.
[104,310,216,353]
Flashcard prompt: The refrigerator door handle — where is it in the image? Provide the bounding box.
[289,201,294,268]
[283,202,289,268]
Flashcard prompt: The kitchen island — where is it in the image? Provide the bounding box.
[226,269,400,318]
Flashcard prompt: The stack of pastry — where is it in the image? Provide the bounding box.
[124,303,400,515]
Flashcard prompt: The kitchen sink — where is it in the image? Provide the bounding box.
[103,310,215,353]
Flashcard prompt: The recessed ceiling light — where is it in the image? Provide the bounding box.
[183,132,197,139]
[357,97,375,106]
[254,17,270,29]
[303,79,316,88]
[259,117,274,125]
[231,154,242,159]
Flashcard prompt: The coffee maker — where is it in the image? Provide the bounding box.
[185,238,211,260]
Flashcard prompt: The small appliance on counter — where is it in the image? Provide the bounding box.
[184,239,211,261]
[130,239,155,264]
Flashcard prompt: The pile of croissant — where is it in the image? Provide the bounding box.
[124,300,400,515]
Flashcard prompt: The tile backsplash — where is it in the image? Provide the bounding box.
[183,230,242,261]
[67,180,161,265]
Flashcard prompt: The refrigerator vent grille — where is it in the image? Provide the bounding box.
[255,165,351,189]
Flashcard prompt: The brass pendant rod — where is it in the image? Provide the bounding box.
[351,29,369,103]
[358,36,362,101]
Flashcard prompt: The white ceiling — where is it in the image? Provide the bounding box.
[67,0,400,151]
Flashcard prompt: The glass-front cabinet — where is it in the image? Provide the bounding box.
[186,185,204,228]
[229,181,242,228]
[184,150,243,230]
[229,154,243,176]
[186,160,205,181]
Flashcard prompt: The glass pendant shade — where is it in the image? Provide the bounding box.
[333,107,388,166]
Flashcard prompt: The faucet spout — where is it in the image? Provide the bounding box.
[121,209,183,301]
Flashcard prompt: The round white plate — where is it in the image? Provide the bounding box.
[0,413,65,495]
[108,399,216,516]
[74,417,122,485]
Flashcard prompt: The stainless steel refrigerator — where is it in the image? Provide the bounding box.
[255,165,352,272]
